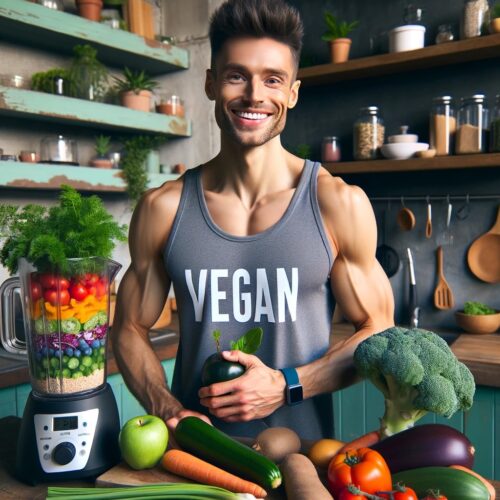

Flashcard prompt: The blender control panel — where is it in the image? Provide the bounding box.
[34,409,99,473]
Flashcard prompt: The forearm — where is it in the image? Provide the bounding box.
[113,326,183,421]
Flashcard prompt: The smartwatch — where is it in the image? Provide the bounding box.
[279,367,303,406]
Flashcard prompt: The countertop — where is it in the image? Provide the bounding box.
[1,316,500,389]
[0,416,498,499]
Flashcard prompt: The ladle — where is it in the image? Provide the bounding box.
[425,197,433,239]
[467,205,500,283]
[397,197,416,231]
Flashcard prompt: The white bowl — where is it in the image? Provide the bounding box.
[381,142,429,160]
[389,25,426,53]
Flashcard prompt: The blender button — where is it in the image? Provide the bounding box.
[43,453,51,461]
[82,441,86,446]
[43,444,49,450]
[44,425,49,431]
[83,422,87,427]
[79,450,86,456]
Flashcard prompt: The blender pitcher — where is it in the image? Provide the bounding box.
[6,257,121,395]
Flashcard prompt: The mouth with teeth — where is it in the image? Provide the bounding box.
[231,109,272,127]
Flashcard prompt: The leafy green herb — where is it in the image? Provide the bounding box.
[321,11,359,41]
[0,185,127,274]
[230,327,263,354]
[31,68,71,95]
[464,301,497,315]
[113,67,159,95]
[95,134,112,157]
[212,330,222,353]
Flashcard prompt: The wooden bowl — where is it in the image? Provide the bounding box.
[455,311,500,334]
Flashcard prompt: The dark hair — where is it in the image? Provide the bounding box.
[209,0,304,71]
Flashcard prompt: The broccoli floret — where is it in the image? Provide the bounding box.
[464,301,496,315]
[353,326,476,438]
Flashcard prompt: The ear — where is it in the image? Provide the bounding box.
[287,79,301,109]
[205,69,216,101]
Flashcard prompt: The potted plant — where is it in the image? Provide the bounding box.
[91,135,113,168]
[113,68,158,112]
[76,0,103,22]
[490,3,500,33]
[321,11,359,64]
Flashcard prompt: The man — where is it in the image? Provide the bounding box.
[113,0,394,440]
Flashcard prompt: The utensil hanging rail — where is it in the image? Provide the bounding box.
[370,194,500,202]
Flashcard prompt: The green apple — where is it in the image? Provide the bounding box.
[119,414,169,470]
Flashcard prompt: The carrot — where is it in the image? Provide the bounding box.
[335,430,380,456]
[449,465,496,499]
[161,449,267,498]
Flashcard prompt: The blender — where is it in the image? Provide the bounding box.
[0,257,121,484]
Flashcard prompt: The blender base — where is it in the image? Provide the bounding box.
[16,383,121,485]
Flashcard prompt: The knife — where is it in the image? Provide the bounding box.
[407,248,419,328]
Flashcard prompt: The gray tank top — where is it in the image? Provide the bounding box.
[163,159,335,439]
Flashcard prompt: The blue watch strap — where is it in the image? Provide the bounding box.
[280,367,299,386]
[280,367,303,405]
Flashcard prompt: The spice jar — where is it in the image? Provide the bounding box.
[430,96,456,156]
[435,24,455,44]
[461,0,489,39]
[321,136,341,162]
[156,94,185,117]
[456,94,489,154]
[353,106,385,160]
[490,95,500,152]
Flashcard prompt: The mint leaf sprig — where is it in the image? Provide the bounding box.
[211,327,264,355]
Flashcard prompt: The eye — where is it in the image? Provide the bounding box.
[266,76,283,86]
[227,73,245,82]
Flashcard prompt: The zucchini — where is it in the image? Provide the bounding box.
[393,466,490,500]
[174,416,282,489]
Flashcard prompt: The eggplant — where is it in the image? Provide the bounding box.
[201,352,245,385]
[371,423,474,473]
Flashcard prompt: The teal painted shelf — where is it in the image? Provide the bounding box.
[0,86,191,137]
[0,0,189,74]
[0,161,178,192]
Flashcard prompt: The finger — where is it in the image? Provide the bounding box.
[199,393,240,409]
[221,350,260,367]
[212,404,252,420]
[199,378,240,399]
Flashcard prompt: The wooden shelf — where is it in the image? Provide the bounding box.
[0,161,178,192]
[0,86,191,137]
[298,34,500,86]
[0,0,188,75]
[325,153,500,174]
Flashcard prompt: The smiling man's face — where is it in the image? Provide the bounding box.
[205,37,301,148]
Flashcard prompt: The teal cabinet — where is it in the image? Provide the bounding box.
[333,380,499,480]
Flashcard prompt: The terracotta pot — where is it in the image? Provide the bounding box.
[329,38,352,64]
[490,18,500,34]
[76,0,103,22]
[91,157,113,169]
[121,90,152,112]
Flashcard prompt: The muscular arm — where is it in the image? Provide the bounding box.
[297,170,395,397]
[112,181,188,423]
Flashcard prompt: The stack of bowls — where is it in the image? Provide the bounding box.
[381,125,429,160]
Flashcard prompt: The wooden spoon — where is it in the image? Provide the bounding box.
[397,206,416,231]
[467,205,500,283]
[425,200,432,238]
[434,246,455,310]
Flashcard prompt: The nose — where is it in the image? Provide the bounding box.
[243,77,264,104]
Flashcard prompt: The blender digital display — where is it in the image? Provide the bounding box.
[53,416,78,431]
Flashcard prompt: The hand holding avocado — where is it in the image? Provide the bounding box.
[201,327,263,386]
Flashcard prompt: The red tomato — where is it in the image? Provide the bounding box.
[338,485,367,500]
[56,277,70,290]
[421,491,447,500]
[69,283,88,301]
[379,484,418,500]
[327,448,392,498]
[30,281,42,301]
[43,289,70,306]
[95,281,106,298]
[39,273,57,289]
[84,273,100,286]
[86,285,97,297]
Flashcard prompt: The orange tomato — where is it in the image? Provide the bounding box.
[327,447,392,498]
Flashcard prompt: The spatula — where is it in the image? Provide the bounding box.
[433,246,455,310]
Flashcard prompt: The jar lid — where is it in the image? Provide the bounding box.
[433,95,453,103]
[323,136,338,140]
[359,106,380,114]
[462,94,486,103]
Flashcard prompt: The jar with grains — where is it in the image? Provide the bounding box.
[456,94,489,154]
[321,136,341,162]
[353,107,385,160]
[461,0,489,39]
[430,96,456,156]
[435,24,455,44]
[490,95,500,152]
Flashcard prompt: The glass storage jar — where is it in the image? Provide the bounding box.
[430,96,456,156]
[156,94,185,117]
[490,95,500,152]
[435,24,455,43]
[456,94,489,154]
[321,136,341,162]
[353,106,385,160]
[461,0,489,39]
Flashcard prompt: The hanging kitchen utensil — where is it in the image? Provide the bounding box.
[440,195,454,246]
[425,196,433,238]
[433,246,455,310]
[456,194,470,220]
[397,196,416,231]
[376,208,400,278]
[407,248,419,327]
[467,205,500,283]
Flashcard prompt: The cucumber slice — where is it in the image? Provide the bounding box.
[61,318,81,334]
[34,318,58,334]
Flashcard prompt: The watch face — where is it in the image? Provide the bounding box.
[288,384,303,405]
